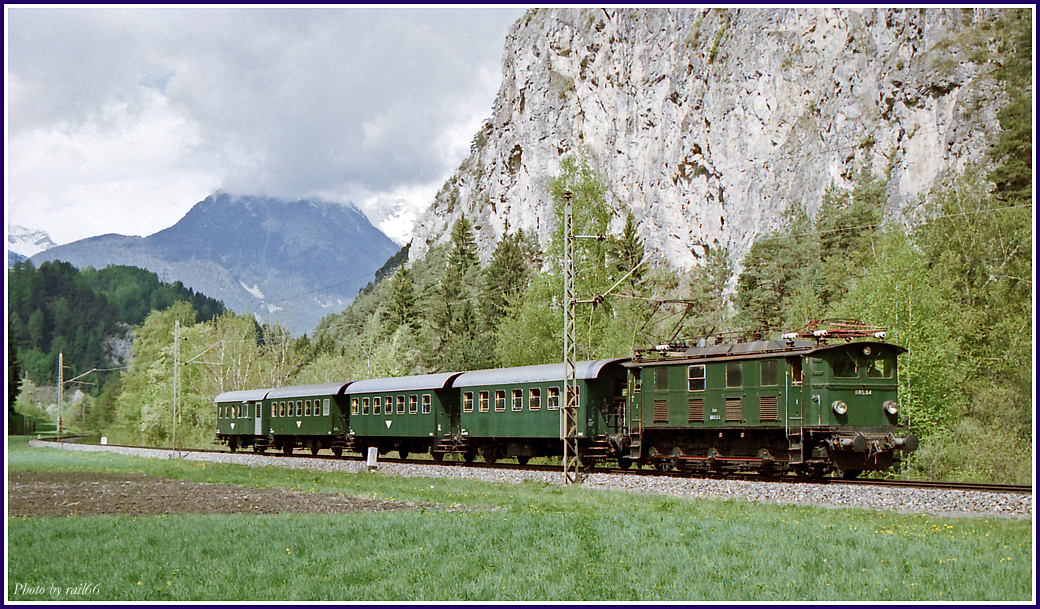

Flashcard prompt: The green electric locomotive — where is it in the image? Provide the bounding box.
[620,321,917,477]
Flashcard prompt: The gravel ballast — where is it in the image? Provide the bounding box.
[27,440,1033,520]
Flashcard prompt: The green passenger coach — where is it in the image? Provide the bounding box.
[215,388,269,453]
[451,359,628,465]
[265,382,350,456]
[345,372,462,460]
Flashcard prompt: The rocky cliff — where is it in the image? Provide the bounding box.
[410,7,1019,270]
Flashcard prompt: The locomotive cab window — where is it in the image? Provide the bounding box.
[687,365,705,392]
[654,367,669,391]
[866,356,895,379]
[726,362,743,388]
[761,360,778,386]
[832,355,858,378]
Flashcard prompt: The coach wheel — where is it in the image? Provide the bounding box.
[282,442,293,456]
[516,456,530,466]
[653,460,672,473]
[257,445,267,455]
[839,468,862,480]
[228,438,238,453]
[580,455,599,470]
[482,447,499,465]
[432,451,444,463]
[399,450,409,460]
[617,457,632,470]
[332,446,343,458]
[464,450,477,463]
[310,444,320,456]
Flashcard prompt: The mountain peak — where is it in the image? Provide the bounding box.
[30,193,401,334]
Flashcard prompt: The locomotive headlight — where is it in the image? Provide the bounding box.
[883,400,899,415]
[832,400,848,415]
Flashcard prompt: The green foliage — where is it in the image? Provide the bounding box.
[7,261,226,388]
[386,267,420,333]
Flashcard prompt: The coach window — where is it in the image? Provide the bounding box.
[422,394,432,414]
[479,391,490,412]
[306,400,313,417]
[511,389,523,411]
[761,360,778,386]
[495,390,506,412]
[323,399,330,416]
[362,398,370,416]
[397,395,406,415]
[688,365,705,392]
[726,362,743,388]
[408,395,418,415]
[373,397,381,416]
[654,367,669,391]
[463,392,474,413]
[281,401,287,417]
[351,398,359,416]
[385,396,393,415]
[529,388,541,411]
[548,387,560,410]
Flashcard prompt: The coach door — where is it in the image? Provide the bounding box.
[255,402,263,435]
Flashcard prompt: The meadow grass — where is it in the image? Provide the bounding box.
[6,437,1034,601]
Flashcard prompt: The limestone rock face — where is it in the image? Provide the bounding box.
[410,7,1012,269]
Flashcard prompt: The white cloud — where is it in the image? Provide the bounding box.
[4,6,527,244]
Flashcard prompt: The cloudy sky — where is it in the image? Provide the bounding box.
[5,5,529,246]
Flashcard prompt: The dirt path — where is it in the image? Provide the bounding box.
[7,471,440,517]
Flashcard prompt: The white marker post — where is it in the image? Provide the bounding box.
[367,446,378,471]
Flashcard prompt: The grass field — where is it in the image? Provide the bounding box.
[6,437,1034,602]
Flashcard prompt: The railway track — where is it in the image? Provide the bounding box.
[41,437,1033,495]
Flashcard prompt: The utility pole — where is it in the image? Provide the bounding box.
[57,352,63,440]
[173,319,180,452]
[561,190,580,484]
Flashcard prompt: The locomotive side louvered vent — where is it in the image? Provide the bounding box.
[725,397,743,422]
[653,399,669,423]
[688,398,704,423]
[760,395,779,421]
